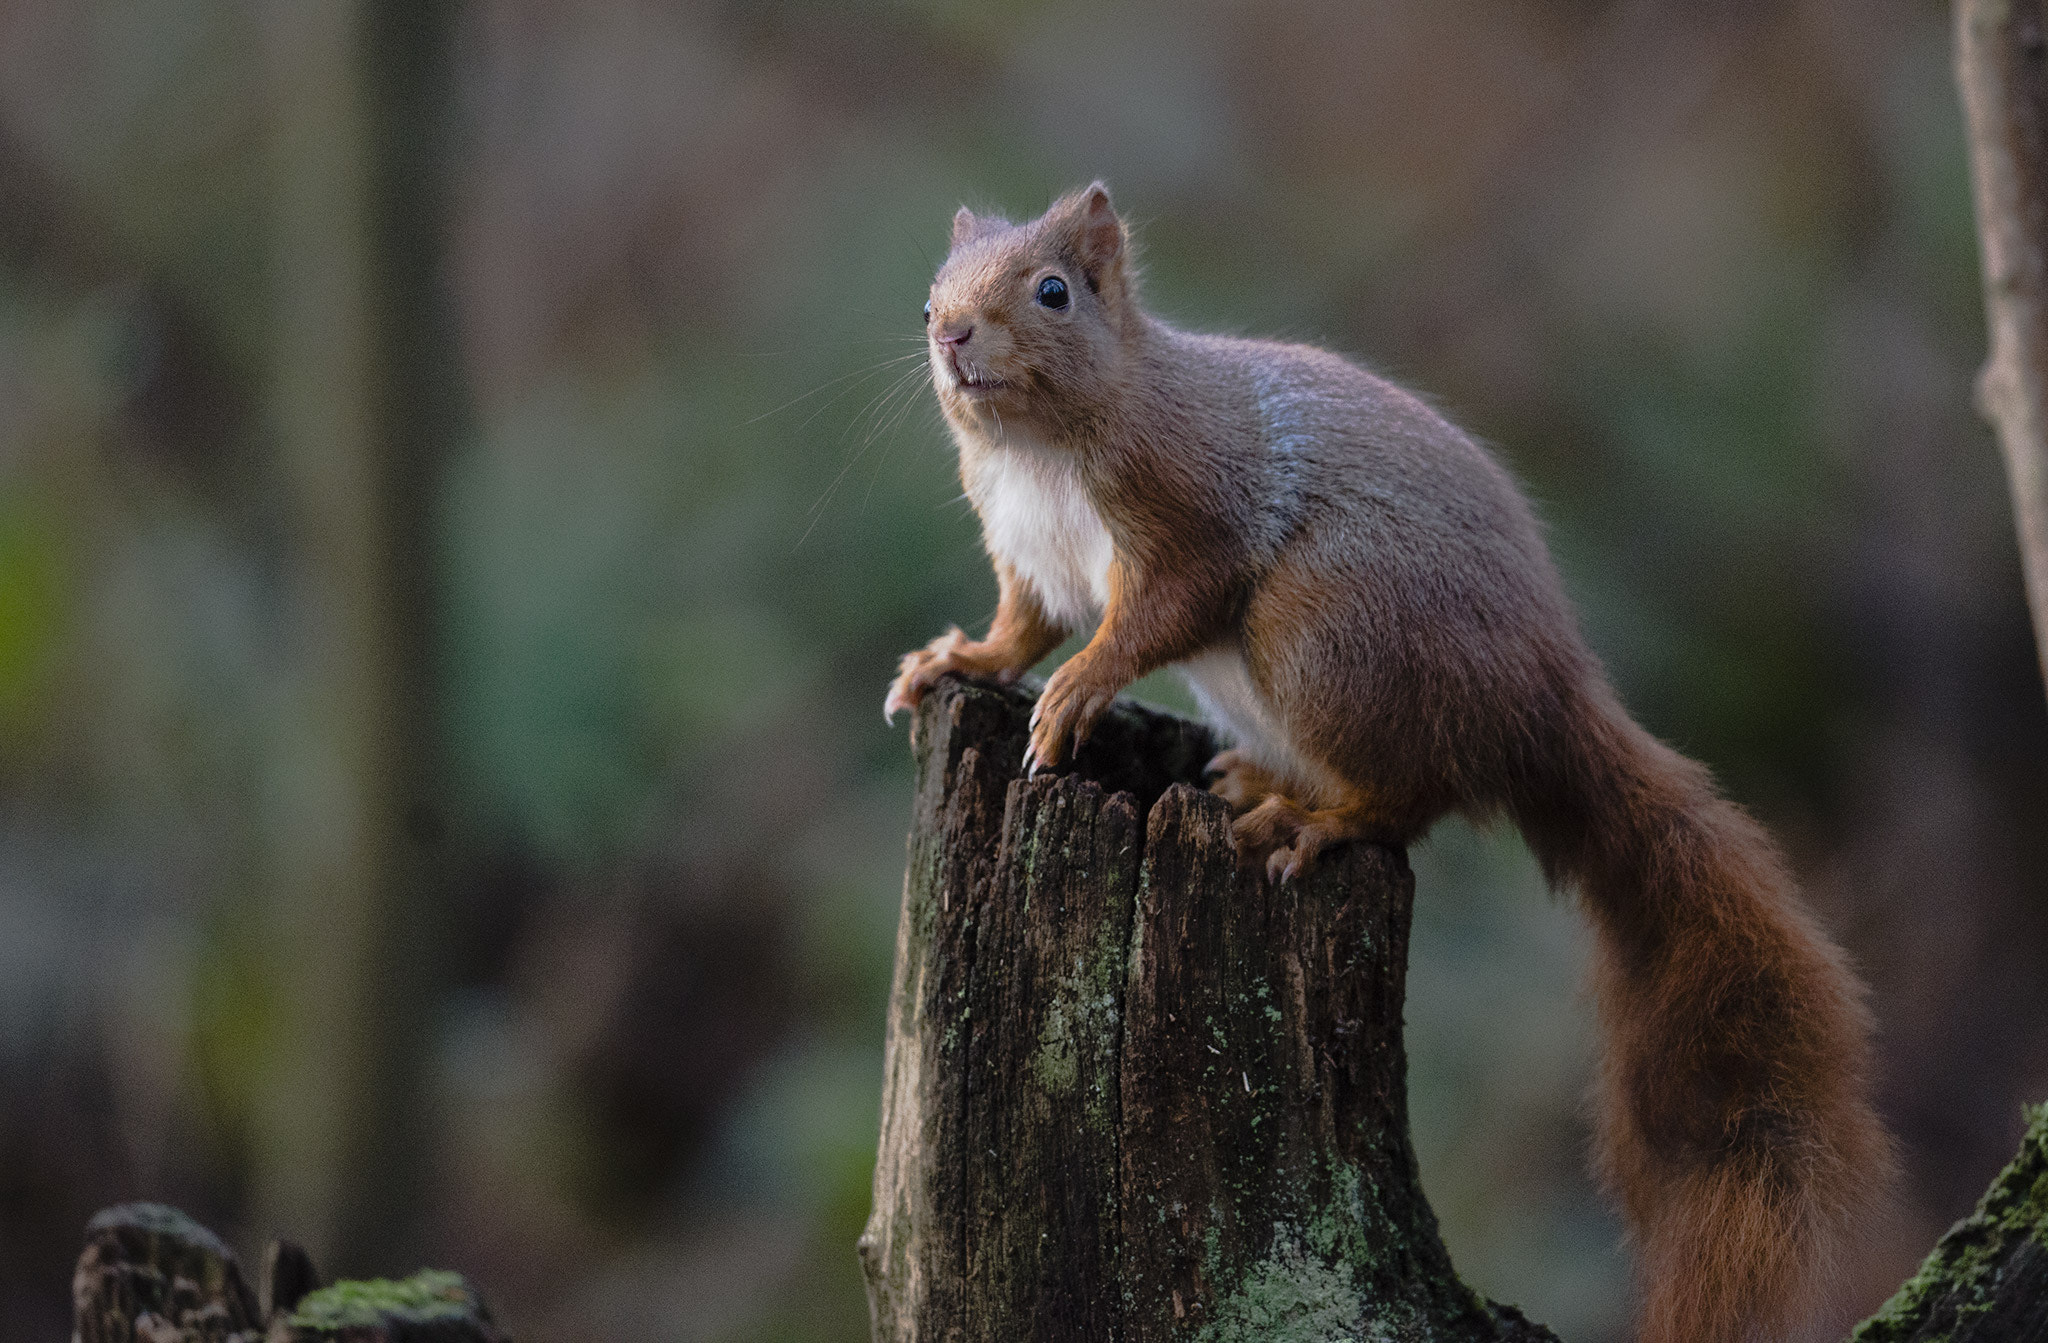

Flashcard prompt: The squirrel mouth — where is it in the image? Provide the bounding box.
[945,351,1006,394]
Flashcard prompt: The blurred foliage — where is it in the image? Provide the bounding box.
[3,1,2047,1341]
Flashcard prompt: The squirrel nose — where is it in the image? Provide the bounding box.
[936,323,974,348]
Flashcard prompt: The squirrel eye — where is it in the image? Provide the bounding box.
[1036,276,1069,310]
[922,300,932,324]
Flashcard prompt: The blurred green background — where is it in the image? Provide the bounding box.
[3,0,2046,1339]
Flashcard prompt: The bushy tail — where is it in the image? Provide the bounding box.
[1513,685,1895,1343]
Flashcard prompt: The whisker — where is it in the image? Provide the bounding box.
[863,398,942,510]
[900,222,936,275]
[789,353,930,435]
[854,368,929,450]
[854,385,930,509]
[746,351,925,426]
[794,364,936,549]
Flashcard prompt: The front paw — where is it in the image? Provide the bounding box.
[1025,666,1117,774]
[884,628,971,723]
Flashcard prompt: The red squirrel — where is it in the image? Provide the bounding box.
[882,183,1893,1343]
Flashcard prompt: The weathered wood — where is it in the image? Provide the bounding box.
[1120,786,1516,1341]
[71,1205,504,1343]
[74,1204,261,1343]
[859,675,1554,1340]
[965,774,1138,1336]
[259,1241,320,1325]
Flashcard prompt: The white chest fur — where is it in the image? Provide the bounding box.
[963,439,1114,633]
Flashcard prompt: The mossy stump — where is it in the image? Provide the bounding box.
[857,675,1554,1342]
[71,1204,506,1343]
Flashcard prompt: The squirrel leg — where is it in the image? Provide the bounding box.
[885,564,1064,722]
[1026,560,1227,771]
[1205,749,1282,811]
[1231,785,1398,883]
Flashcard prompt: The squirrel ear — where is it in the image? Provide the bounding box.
[1063,181,1125,282]
[951,206,982,249]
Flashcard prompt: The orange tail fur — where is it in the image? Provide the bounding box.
[1514,685,1894,1343]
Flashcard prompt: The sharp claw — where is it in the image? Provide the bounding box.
[1028,700,1043,729]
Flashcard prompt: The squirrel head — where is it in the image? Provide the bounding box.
[924,182,1136,437]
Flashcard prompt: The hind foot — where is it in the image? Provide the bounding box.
[1206,749,1283,810]
[1229,791,1385,884]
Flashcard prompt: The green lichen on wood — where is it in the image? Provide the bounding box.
[1189,1153,1519,1343]
[1033,948,1123,1103]
[1301,1160,1374,1267]
[1033,969,1085,1094]
[1031,918,1131,1135]
[290,1269,480,1328]
[1852,1104,2048,1342]
[1197,1228,1375,1343]
[1189,1159,1414,1342]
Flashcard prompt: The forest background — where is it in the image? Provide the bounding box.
[2,1,2045,1340]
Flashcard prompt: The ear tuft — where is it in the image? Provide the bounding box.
[1068,181,1124,277]
[951,206,981,249]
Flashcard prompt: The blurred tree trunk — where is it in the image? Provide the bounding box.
[1957,0,2048,695]
[253,0,464,1274]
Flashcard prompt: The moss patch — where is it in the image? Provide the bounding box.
[1853,1104,2048,1342]
[290,1270,480,1328]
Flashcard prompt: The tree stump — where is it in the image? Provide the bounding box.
[71,1204,506,1343]
[857,675,1555,1341]
[74,1205,262,1343]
